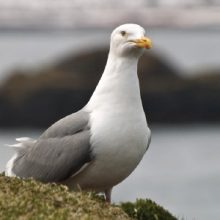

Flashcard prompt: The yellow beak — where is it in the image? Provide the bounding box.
[132,37,152,49]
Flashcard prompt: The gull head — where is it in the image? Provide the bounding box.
[110,23,152,58]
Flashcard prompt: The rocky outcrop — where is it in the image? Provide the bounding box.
[0,48,219,127]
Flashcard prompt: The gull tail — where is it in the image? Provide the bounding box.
[5,137,36,177]
[6,137,36,152]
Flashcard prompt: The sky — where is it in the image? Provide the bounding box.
[0,0,220,29]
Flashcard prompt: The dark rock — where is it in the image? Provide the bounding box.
[0,48,220,127]
[21,88,92,127]
[0,96,15,127]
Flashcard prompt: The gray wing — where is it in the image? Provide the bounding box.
[40,110,90,139]
[12,110,93,182]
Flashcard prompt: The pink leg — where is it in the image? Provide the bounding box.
[104,188,112,203]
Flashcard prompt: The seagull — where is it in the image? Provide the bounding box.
[5,24,152,202]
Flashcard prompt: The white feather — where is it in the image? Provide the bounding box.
[5,154,17,177]
[16,137,35,142]
[67,24,151,190]
[5,143,23,149]
[5,137,36,177]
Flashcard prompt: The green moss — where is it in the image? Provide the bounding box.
[0,173,128,220]
[120,199,177,220]
[0,173,177,220]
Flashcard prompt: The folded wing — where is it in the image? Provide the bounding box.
[11,110,93,182]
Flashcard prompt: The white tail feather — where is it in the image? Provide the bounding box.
[5,137,36,152]
[5,154,17,177]
[5,137,36,177]
[5,143,23,149]
[16,137,35,142]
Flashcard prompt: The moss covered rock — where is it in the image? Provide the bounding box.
[0,173,129,220]
[0,173,177,220]
[121,199,177,220]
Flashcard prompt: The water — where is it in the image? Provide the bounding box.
[0,28,220,82]
[0,125,219,220]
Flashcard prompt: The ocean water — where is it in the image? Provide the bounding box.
[0,125,220,220]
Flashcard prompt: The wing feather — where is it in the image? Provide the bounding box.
[11,110,93,182]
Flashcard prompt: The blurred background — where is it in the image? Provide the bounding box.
[0,0,220,219]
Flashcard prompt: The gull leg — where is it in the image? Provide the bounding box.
[104,188,112,203]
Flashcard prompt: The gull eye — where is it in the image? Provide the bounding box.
[120,31,126,37]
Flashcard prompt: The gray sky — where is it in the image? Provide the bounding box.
[0,0,220,29]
